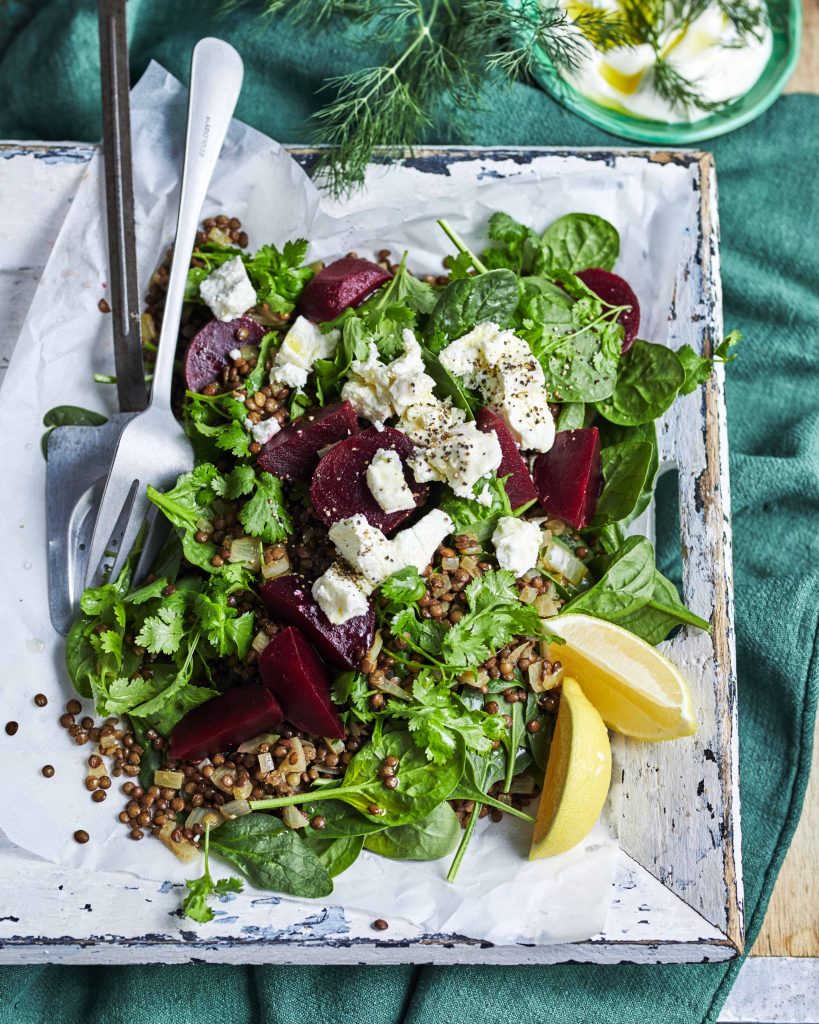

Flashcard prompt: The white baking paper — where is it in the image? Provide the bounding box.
[0,63,695,945]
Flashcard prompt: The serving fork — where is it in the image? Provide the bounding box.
[84,37,244,588]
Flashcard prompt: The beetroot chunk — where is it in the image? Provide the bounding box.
[259,575,375,671]
[298,257,391,324]
[533,428,602,529]
[310,426,428,536]
[257,401,359,481]
[169,685,283,762]
[576,268,640,353]
[476,407,538,509]
[259,627,345,739]
[183,316,266,392]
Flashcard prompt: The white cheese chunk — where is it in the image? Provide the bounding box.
[492,516,543,577]
[228,348,242,360]
[199,256,257,322]
[391,509,454,574]
[328,515,397,589]
[271,315,339,390]
[312,563,370,625]
[408,422,501,499]
[341,331,437,424]
[366,449,416,514]
[439,322,555,453]
[245,417,281,445]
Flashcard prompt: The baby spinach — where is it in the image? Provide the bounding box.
[615,571,710,644]
[364,802,461,861]
[556,402,586,431]
[596,339,685,426]
[480,212,542,275]
[538,214,619,273]
[302,798,387,839]
[499,692,527,793]
[129,715,163,790]
[597,420,659,523]
[304,834,364,877]
[41,405,108,458]
[449,748,534,822]
[563,535,656,621]
[439,475,515,542]
[209,813,333,898]
[251,729,465,827]
[421,344,477,418]
[590,441,654,528]
[427,269,519,341]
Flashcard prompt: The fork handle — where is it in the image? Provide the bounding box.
[150,37,244,411]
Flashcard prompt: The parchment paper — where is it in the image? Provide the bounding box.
[0,63,694,945]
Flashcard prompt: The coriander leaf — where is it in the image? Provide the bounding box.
[443,570,545,667]
[186,239,314,314]
[183,391,252,462]
[676,331,743,396]
[209,814,333,898]
[195,579,255,659]
[331,671,376,723]
[67,565,132,698]
[136,603,185,656]
[126,578,169,605]
[389,607,447,658]
[439,474,514,542]
[182,824,244,924]
[480,212,542,275]
[129,636,217,736]
[381,566,426,611]
[596,339,685,426]
[244,330,278,394]
[147,464,223,572]
[213,464,256,500]
[538,213,620,273]
[590,441,654,528]
[239,471,292,543]
[364,801,461,861]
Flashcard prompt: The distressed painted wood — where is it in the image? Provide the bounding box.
[0,143,741,966]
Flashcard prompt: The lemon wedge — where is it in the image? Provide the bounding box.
[530,677,612,859]
[547,614,697,741]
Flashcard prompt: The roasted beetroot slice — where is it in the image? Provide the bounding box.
[576,268,640,353]
[533,428,602,529]
[259,627,345,739]
[259,575,375,671]
[183,316,266,392]
[310,426,428,535]
[298,257,391,323]
[257,401,359,481]
[476,407,538,509]
[169,685,283,762]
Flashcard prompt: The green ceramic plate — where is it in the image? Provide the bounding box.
[527,0,802,144]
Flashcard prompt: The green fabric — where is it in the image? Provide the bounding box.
[1,3,817,1022]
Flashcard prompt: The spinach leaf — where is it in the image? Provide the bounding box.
[420,343,478,418]
[302,798,387,839]
[129,715,163,790]
[449,747,534,821]
[364,801,461,861]
[427,269,519,341]
[303,834,364,877]
[499,691,526,792]
[41,405,108,459]
[563,535,656,621]
[210,813,333,898]
[556,402,586,431]
[526,703,554,772]
[596,340,685,426]
[615,571,710,644]
[538,214,619,273]
[596,420,659,524]
[590,441,654,528]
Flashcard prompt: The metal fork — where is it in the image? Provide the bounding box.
[85,37,245,588]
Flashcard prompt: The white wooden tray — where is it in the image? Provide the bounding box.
[0,144,740,965]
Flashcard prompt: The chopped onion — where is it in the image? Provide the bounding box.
[460,555,480,576]
[251,630,271,654]
[373,676,411,700]
[221,799,252,820]
[210,766,238,794]
[141,312,156,344]
[257,752,275,774]
[508,642,534,664]
[195,517,213,534]
[286,736,307,773]
[509,775,537,795]
[324,737,346,754]
[519,585,538,605]
[430,571,451,597]
[534,593,560,618]
[232,780,253,801]
[261,555,290,580]
[237,731,280,753]
[545,518,566,535]
[442,556,460,572]
[282,805,309,830]
[159,822,202,863]
[154,770,184,790]
[185,807,222,832]
[541,539,587,588]
[99,733,118,752]
[239,344,258,361]
[229,536,261,571]
[529,659,564,692]
[367,630,383,663]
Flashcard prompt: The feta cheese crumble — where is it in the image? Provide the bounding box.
[311,563,370,625]
[199,256,257,322]
[312,508,454,624]
[271,315,340,391]
[244,416,281,446]
[342,330,502,498]
[492,516,543,577]
[439,322,555,453]
[366,449,416,514]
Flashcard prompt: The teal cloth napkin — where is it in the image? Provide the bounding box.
[0,3,817,1022]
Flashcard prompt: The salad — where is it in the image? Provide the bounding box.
[61,208,739,924]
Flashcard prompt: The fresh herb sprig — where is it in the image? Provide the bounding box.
[182,822,244,924]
